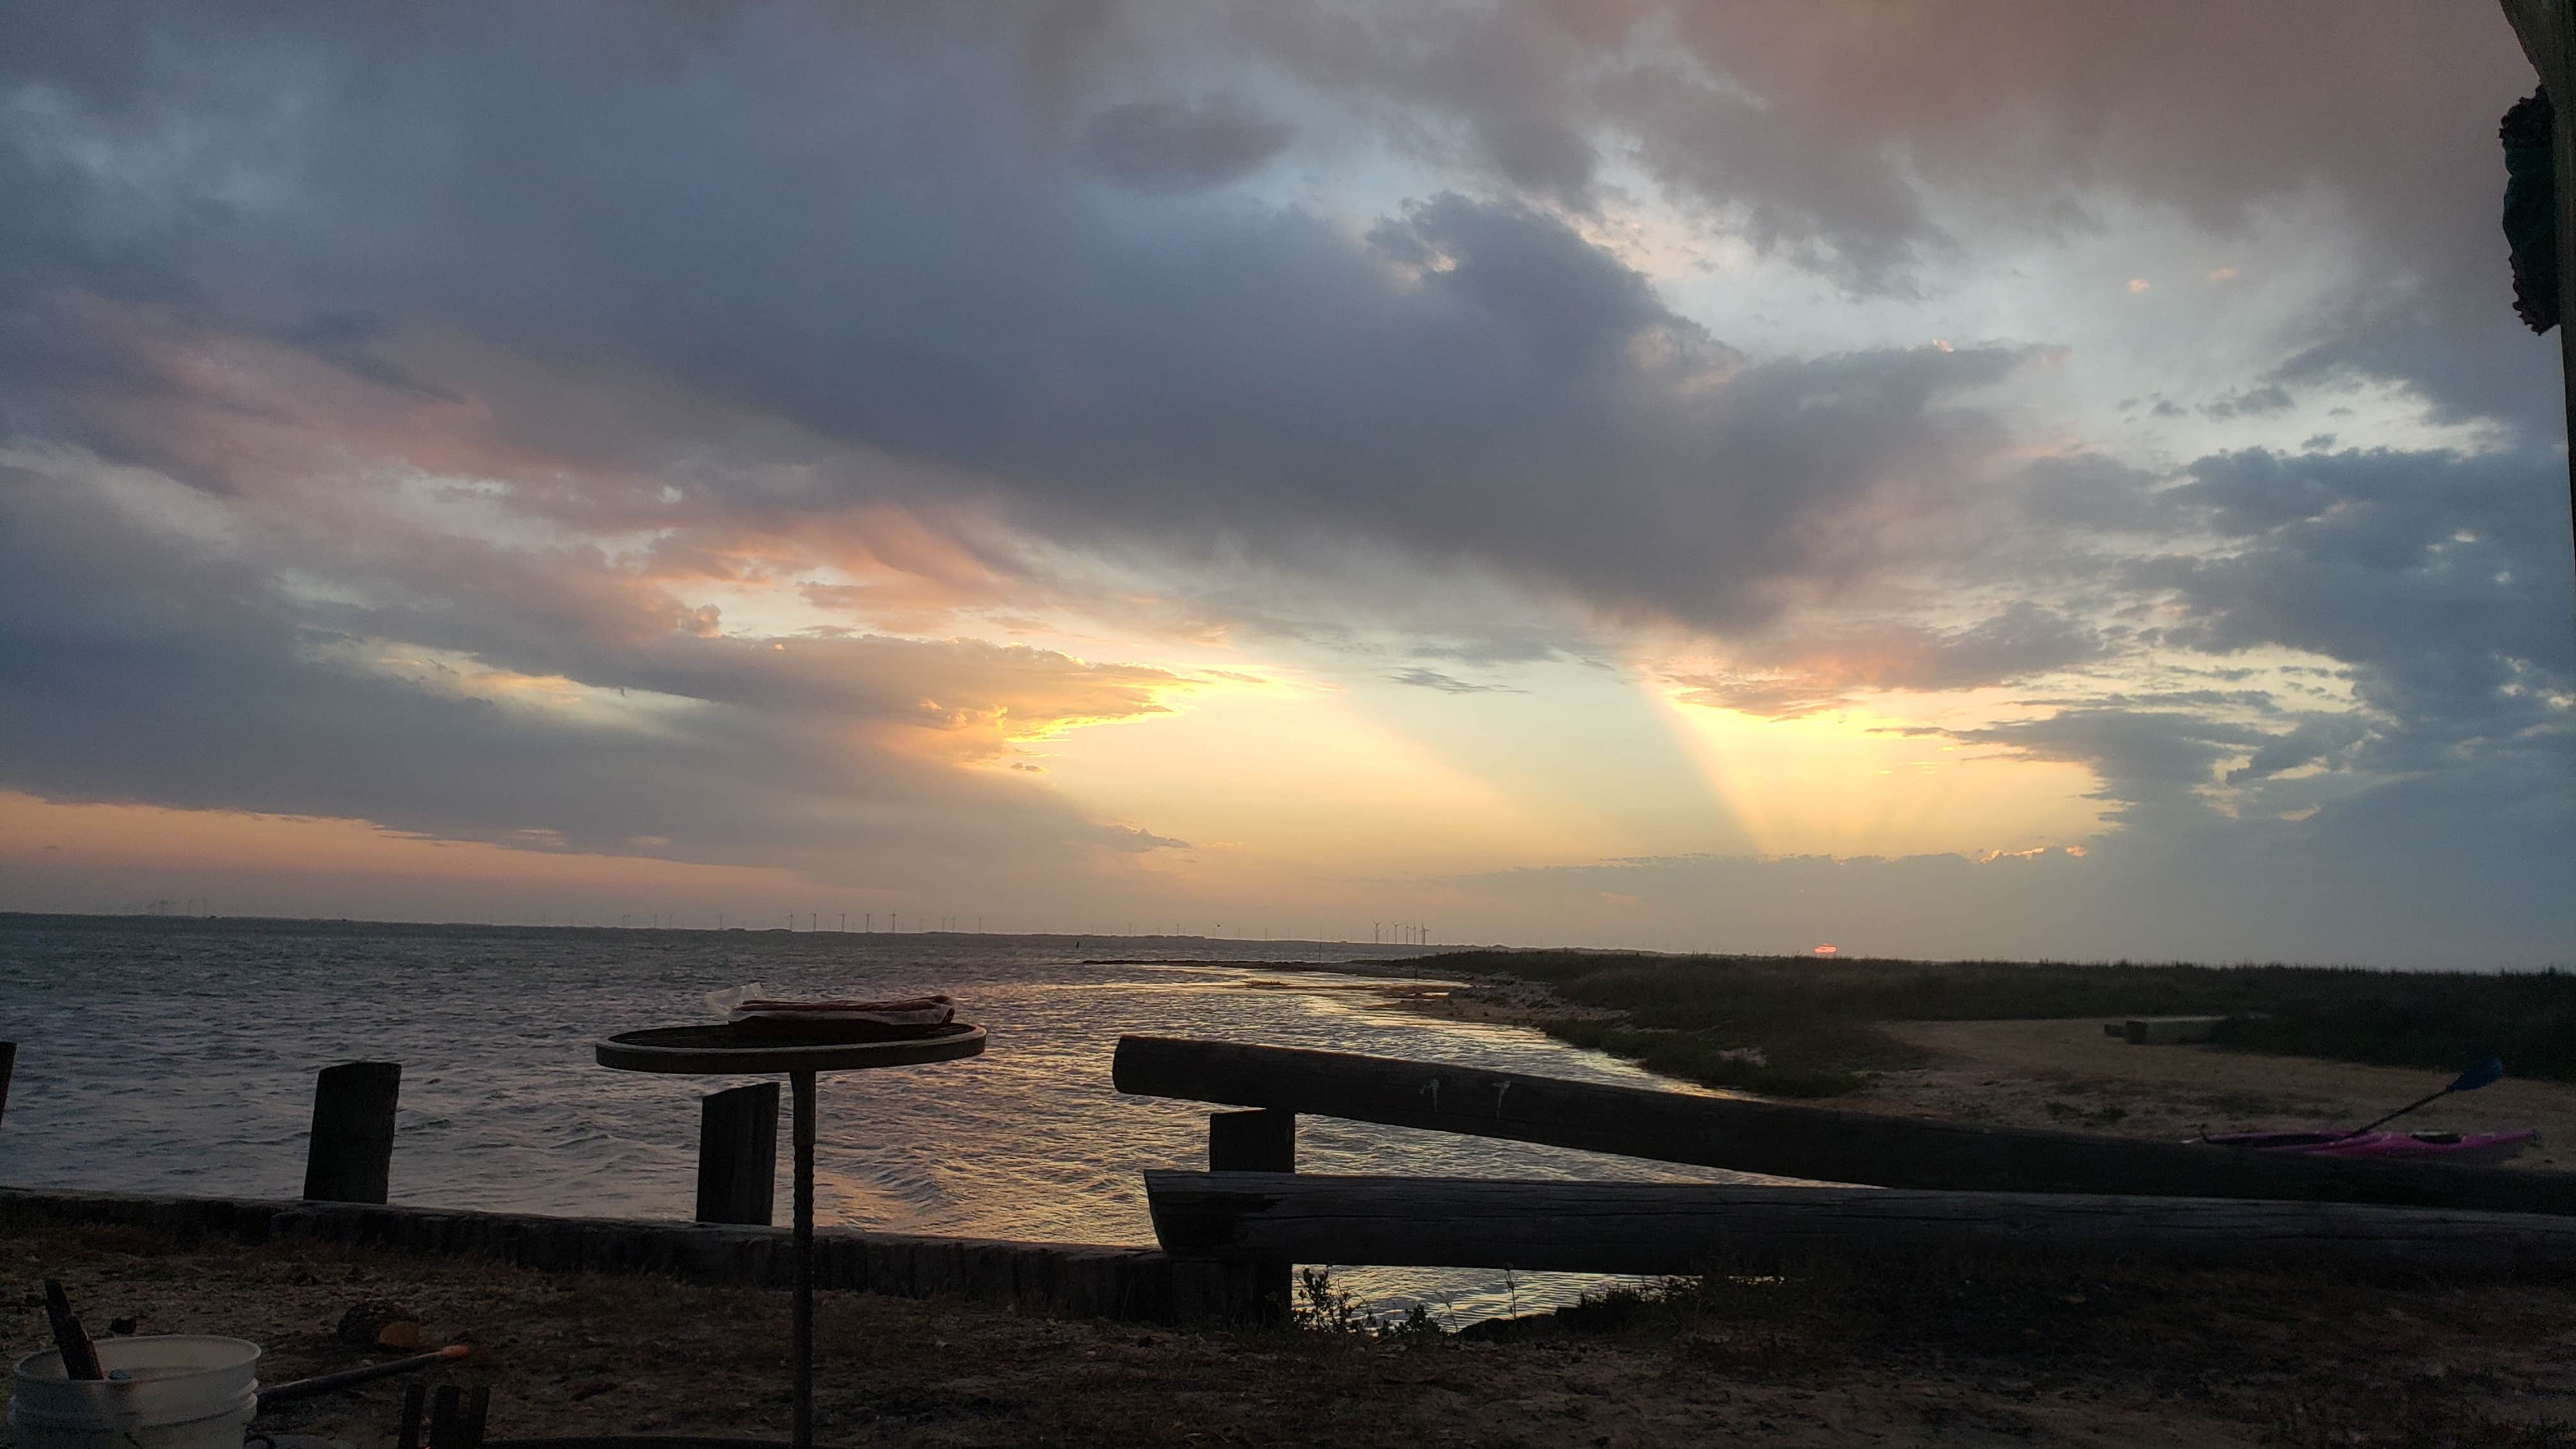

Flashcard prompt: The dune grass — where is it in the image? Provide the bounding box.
[1421,951,2576,1098]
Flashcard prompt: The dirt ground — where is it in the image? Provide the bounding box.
[1844,1018,2576,1173]
[4,1212,2573,1449]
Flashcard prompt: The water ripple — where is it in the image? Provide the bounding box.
[1,920,1749,1319]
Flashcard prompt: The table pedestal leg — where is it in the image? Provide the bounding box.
[792,1068,815,1449]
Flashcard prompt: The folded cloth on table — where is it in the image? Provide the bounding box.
[705,985,958,1039]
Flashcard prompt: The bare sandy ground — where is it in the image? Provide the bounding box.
[1367,977,2572,1172]
[8,1212,2573,1448]
[1846,1018,2575,1173]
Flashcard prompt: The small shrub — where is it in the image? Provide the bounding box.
[1293,1266,1450,1340]
[1294,1266,1366,1334]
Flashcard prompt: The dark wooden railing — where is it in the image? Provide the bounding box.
[1115,1034,2576,1314]
[1143,1171,2576,1279]
[1112,1034,2576,1216]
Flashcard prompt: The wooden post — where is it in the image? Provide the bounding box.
[0,1041,15,1128]
[302,1061,401,1204]
[694,1083,780,1225]
[397,1383,425,1449]
[1207,1108,1294,1321]
[1209,1108,1296,1172]
[790,1070,816,1449]
[426,1383,459,1449]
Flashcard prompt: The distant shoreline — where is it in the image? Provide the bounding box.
[0,910,1450,950]
[1250,954,2576,1174]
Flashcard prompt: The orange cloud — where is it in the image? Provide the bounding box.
[0,792,815,902]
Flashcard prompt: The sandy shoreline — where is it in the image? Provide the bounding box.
[1329,963,2574,1168]
[1848,1018,2576,1172]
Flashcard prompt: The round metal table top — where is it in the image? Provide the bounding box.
[595,1023,986,1075]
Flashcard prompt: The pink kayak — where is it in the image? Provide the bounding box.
[2196,1128,2538,1164]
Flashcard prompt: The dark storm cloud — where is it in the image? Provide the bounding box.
[1672,602,2110,717]
[2141,445,2573,755]
[270,314,461,404]
[3,0,2570,951]
[2198,385,2292,420]
[1901,602,2109,691]
[1236,0,1601,210]
[1927,441,2576,900]
[1942,709,2271,829]
[1388,667,1522,694]
[1083,98,1295,192]
[2270,303,2563,442]
[0,3,2038,634]
[1232,5,2525,275]
[1645,5,2521,275]
[1241,3,2555,431]
[2223,715,2366,785]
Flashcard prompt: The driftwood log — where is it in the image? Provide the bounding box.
[1145,1171,2576,1280]
[1112,1036,2576,1216]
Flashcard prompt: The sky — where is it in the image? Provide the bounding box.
[3,3,2572,965]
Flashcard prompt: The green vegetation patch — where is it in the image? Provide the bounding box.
[1422,951,2576,1095]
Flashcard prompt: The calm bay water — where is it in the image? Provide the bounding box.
[0,916,1751,1322]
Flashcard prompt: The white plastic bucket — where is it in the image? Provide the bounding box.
[8,1335,259,1449]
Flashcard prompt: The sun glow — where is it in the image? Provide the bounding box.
[1658,687,2105,858]
[1032,670,1584,880]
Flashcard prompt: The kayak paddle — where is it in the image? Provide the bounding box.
[256,1343,470,1409]
[2343,1056,2504,1137]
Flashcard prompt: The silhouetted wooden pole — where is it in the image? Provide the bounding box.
[790,1069,816,1449]
[694,1082,780,1225]
[303,1061,401,1204]
[0,1041,15,1128]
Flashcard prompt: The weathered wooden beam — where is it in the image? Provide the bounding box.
[2121,1016,2222,1045]
[0,1187,1181,1321]
[694,1082,779,1226]
[302,1061,401,1204]
[1112,1036,2576,1216]
[1146,1171,2576,1280]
